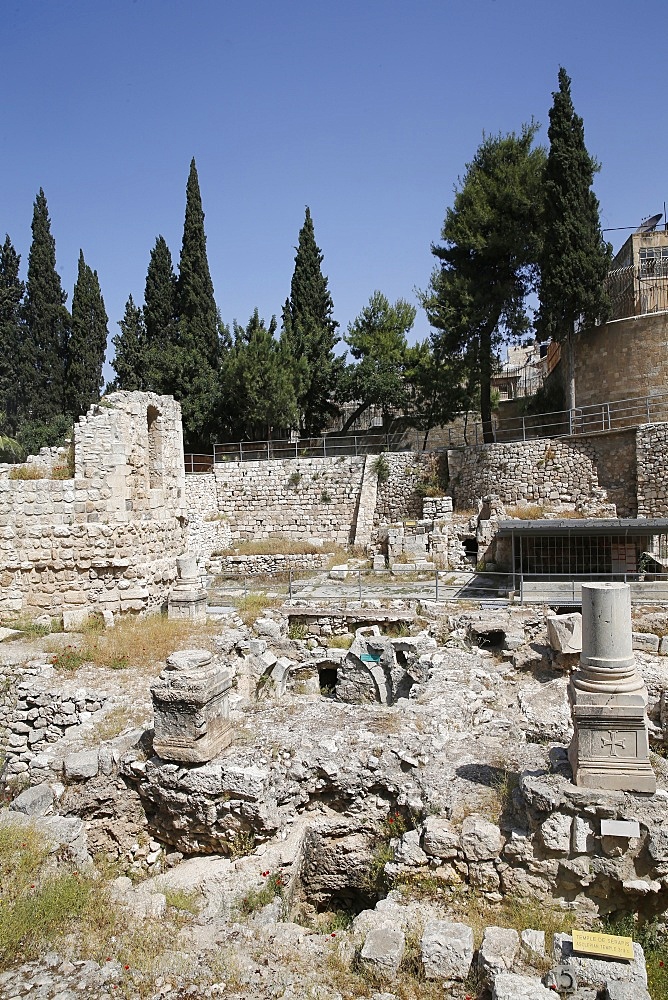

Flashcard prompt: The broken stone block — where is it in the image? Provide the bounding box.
[571,816,596,855]
[62,607,91,632]
[254,617,282,640]
[10,782,54,816]
[537,812,571,854]
[606,980,651,1000]
[492,972,555,999]
[547,613,582,654]
[479,926,520,982]
[520,929,545,959]
[63,749,99,780]
[421,919,473,982]
[632,631,660,654]
[360,927,405,978]
[460,815,503,861]
[422,816,459,859]
[151,649,233,763]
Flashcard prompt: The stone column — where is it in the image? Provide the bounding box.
[568,582,655,792]
[151,648,233,763]
[168,552,207,624]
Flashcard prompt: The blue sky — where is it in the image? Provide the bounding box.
[2,0,667,381]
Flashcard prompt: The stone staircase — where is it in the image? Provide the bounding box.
[352,454,379,547]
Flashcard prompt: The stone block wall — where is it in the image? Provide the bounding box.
[0,392,187,616]
[575,312,668,409]
[637,422,668,517]
[373,453,435,525]
[186,457,367,546]
[447,438,603,509]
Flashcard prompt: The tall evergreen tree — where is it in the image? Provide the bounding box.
[423,126,545,441]
[536,67,612,410]
[66,250,108,419]
[0,235,24,435]
[21,189,71,425]
[144,235,178,393]
[222,309,298,440]
[110,295,148,391]
[280,207,341,435]
[177,158,218,369]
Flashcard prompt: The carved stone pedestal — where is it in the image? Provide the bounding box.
[151,648,233,763]
[568,583,655,793]
[168,553,207,624]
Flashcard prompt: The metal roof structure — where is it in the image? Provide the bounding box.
[496,518,668,537]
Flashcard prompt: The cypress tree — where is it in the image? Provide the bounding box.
[177,158,218,368]
[0,235,24,435]
[66,250,108,419]
[144,235,178,394]
[280,207,341,435]
[110,295,148,391]
[22,189,71,424]
[536,67,612,409]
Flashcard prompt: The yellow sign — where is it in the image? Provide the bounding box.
[572,929,634,961]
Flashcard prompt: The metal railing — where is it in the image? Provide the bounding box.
[605,265,668,322]
[183,389,668,470]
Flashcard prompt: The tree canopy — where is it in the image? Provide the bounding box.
[339,291,415,432]
[66,250,108,420]
[423,124,546,441]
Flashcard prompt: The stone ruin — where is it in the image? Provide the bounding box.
[0,391,187,619]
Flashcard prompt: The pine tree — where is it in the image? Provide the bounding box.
[222,309,298,439]
[536,67,612,410]
[177,158,218,368]
[144,235,178,393]
[280,207,341,435]
[110,295,148,391]
[21,189,71,425]
[66,250,108,419]
[424,126,545,441]
[0,235,24,435]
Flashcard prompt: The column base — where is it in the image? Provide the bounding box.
[568,687,656,794]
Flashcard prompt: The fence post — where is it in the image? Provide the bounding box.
[243,575,247,598]
[267,440,270,460]
[568,409,573,436]
[522,416,526,442]
[289,567,293,601]
[354,436,358,457]
[647,396,651,423]
[358,569,362,602]
[239,441,243,462]
[323,436,327,458]
[435,569,439,602]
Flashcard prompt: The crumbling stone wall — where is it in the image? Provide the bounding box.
[0,392,187,616]
[636,421,668,517]
[373,452,435,525]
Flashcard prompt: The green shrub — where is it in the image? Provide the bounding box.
[371,454,390,484]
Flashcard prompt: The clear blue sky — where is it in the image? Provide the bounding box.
[2,0,667,382]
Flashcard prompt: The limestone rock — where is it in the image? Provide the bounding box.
[492,973,556,999]
[547,613,582,654]
[606,981,651,1000]
[538,812,572,854]
[520,929,545,959]
[421,919,473,982]
[360,927,405,978]
[63,749,99,780]
[422,816,459,859]
[254,617,282,640]
[479,926,520,982]
[460,814,503,861]
[10,782,54,816]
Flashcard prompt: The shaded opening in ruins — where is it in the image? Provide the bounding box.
[473,629,505,650]
[463,537,478,559]
[318,666,338,695]
[147,405,163,490]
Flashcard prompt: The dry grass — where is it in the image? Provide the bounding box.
[220,536,337,556]
[90,704,151,741]
[233,593,283,626]
[8,465,46,480]
[46,614,221,674]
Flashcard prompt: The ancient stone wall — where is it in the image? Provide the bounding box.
[373,452,435,525]
[574,312,668,409]
[186,457,367,546]
[636,422,668,517]
[447,437,603,509]
[0,392,187,616]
